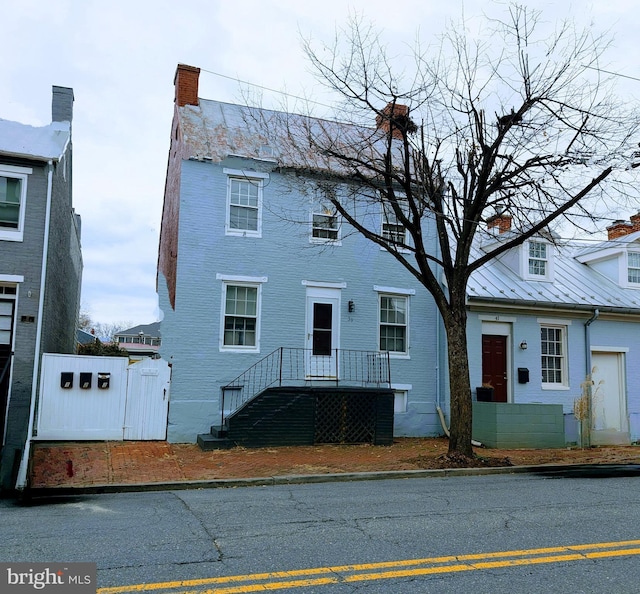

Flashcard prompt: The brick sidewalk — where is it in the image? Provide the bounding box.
[29,438,640,490]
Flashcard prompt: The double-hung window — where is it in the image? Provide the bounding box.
[311,194,340,243]
[379,295,408,355]
[224,285,258,347]
[0,165,31,241]
[540,324,568,387]
[224,169,267,237]
[628,252,640,284]
[381,201,408,247]
[528,241,547,277]
[218,274,267,352]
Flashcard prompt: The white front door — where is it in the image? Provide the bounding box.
[305,287,340,379]
[591,351,630,445]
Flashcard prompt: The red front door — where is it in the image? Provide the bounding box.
[481,334,508,402]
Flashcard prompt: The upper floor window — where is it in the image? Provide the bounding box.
[224,169,267,238]
[540,324,568,388]
[628,252,640,284]
[528,241,547,276]
[311,195,340,243]
[0,165,32,242]
[381,202,408,247]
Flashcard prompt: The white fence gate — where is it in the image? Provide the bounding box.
[35,354,170,441]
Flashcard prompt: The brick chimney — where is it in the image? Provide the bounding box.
[630,212,640,233]
[52,86,74,123]
[376,102,412,140]
[486,213,512,234]
[607,220,634,240]
[174,64,200,107]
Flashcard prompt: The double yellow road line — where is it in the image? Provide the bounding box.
[99,539,640,593]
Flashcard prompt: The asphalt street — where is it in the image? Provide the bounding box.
[3,470,640,593]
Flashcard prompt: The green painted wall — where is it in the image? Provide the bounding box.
[472,402,565,448]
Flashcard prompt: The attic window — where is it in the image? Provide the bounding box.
[628,252,640,284]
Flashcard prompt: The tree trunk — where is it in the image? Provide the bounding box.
[443,305,474,458]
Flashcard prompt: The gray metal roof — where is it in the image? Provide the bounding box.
[467,239,640,313]
[0,119,70,162]
[115,322,161,338]
[179,99,392,170]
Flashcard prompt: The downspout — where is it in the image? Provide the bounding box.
[582,308,599,448]
[15,160,54,491]
[584,309,599,376]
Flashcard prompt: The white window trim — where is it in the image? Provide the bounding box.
[0,275,24,283]
[522,240,554,282]
[219,276,267,353]
[626,251,640,287]
[223,168,267,238]
[302,280,347,289]
[0,164,32,242]
[373,285,416,296]
[380,201,410,253]
[391,383,412,414]
[309,196,341,245]
[217,273,268,283]
[377,291,410,359]
[540,323,569,390]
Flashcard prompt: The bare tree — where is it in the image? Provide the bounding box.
[255,4,640,458]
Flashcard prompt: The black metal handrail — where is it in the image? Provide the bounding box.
[220,348,391,427]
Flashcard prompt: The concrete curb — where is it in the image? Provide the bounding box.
[23,463,640,498]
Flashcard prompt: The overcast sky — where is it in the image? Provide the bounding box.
[2,0,639,325]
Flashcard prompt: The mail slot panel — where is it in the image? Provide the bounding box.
[60,372,73,389]
[80,372,92,389]
[98,372,111,389]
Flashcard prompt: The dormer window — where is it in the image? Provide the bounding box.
[522,239,553,281]
[528,241,547,276]
[628,252,640,284]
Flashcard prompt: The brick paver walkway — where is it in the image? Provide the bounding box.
[29,438,640,489]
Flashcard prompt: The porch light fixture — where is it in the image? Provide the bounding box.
[519,340,528,350]
[348,300,355,313]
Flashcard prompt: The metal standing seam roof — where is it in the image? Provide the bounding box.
[0,119,70,162]
[467,240,640,312]
[178,98,394,169]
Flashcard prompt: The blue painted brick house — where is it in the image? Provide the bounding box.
[157,65,444,445]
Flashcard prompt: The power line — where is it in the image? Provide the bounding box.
[199,68,336,110]
[583,65,640,83]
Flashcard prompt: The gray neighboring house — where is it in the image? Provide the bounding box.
[114,322,161,360]
[0,86,82,492]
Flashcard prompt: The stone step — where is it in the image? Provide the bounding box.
[197,433,234,451]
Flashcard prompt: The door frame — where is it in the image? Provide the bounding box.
[304,284,342,380]
[0,295,17,446]
[480,320,512,403]
[590,347,629,444]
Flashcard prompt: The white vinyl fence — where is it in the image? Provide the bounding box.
[35,354,171,440]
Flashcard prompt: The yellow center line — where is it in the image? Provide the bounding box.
[97,539,640,594]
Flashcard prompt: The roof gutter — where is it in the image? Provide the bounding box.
[15,160,54,491]
[467,296,640,317]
